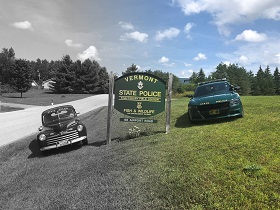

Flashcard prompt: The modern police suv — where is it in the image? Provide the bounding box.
[188,79,244,122]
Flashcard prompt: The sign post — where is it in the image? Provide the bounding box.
[106,72,114,144]
[165,73,173,134]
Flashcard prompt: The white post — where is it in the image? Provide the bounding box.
[106,72,114,144]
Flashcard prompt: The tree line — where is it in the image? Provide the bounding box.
[0,48,110,96]
[1,47,279,96]
[189,63,280,95]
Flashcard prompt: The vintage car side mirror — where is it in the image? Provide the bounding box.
[38,126,43,131]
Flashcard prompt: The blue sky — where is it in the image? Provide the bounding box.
[1,0,280,77]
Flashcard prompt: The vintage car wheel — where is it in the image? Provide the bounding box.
[41,150,48,156]
[82,138,88,145]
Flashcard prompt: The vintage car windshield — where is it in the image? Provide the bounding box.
[194,82,230,97]
[43,107,76,126]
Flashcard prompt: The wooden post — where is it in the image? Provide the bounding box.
[106,72,114,144]
[166,73,173,134]
[0,82,1,111]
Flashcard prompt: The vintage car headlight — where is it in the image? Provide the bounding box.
[38,134,46,141]
[77,124,83,132]
[230,98,240,106]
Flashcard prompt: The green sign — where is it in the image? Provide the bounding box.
[114,73,166,117]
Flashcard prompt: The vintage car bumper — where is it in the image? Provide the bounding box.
[40,136,87,151]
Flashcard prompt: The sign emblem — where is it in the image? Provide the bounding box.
[137,81,143,89]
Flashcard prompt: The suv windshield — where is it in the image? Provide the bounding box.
[43,107,75,126]
[194,82,230,97]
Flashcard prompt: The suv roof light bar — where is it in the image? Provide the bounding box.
[198,78,227,86]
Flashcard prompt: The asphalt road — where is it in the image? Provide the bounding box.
[0,94,109,147]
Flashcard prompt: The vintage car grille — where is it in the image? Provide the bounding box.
[198,102,230,118]
[46,130,79,146]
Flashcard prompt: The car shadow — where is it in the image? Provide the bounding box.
[28,139,83,158]
[175,112,239,128]
[175,112,193,128]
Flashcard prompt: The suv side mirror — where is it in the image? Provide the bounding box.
[186,94,193,98]
[234,86,240,90]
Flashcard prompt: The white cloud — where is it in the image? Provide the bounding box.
[217,37,280,67]
[193,53,207,61]
[11,21,33,31]
[173,0,280,35]
[235,30,267,42]
[119,21,134,30]
[158,56,175,67]
[184,22,195,39]
[184,63,192,67]
[275,54,280,64]
[238,55,249,64]
[77,46,101,61]
[155,27,180,41]
[159,56,169,63]
[179,69,194,77]
[120,31,148,43]
[65,39,83,48]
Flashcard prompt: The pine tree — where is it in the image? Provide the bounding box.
[9,59,32,97]
[189,72,198,84]
[263,65,275,95]
[0,47,15,84]
[197,68,206,83]
[97,67,109,93]
[252,66,264,95]
[49,55,75,93]
[122,64,139,75]
[273,67,280,95]
[212,63,228,79]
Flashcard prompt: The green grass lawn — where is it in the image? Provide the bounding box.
[0,96,279,209]
[0,88,93,106]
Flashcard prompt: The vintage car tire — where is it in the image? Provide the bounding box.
[82,138,88,145]
[41,150,48,156]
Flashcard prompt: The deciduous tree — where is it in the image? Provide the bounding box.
[9,59,32,97]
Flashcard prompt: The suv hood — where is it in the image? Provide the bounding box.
[189,93,238,106]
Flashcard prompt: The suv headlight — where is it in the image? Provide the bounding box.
[77,124,83,132]
[230,98,240,106]
[38,134,46,141]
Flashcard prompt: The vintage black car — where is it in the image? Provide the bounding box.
[37,105,88,154]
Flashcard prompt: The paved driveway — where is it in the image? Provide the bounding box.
[0,94,108,147]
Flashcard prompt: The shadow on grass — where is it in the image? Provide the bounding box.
[175,112,192,128]
[175,112,240,128]
[28,139,83,158]
[2,96,27,99]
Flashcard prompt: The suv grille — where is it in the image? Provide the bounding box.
[199,102,230,118]
[46,130,79,146]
